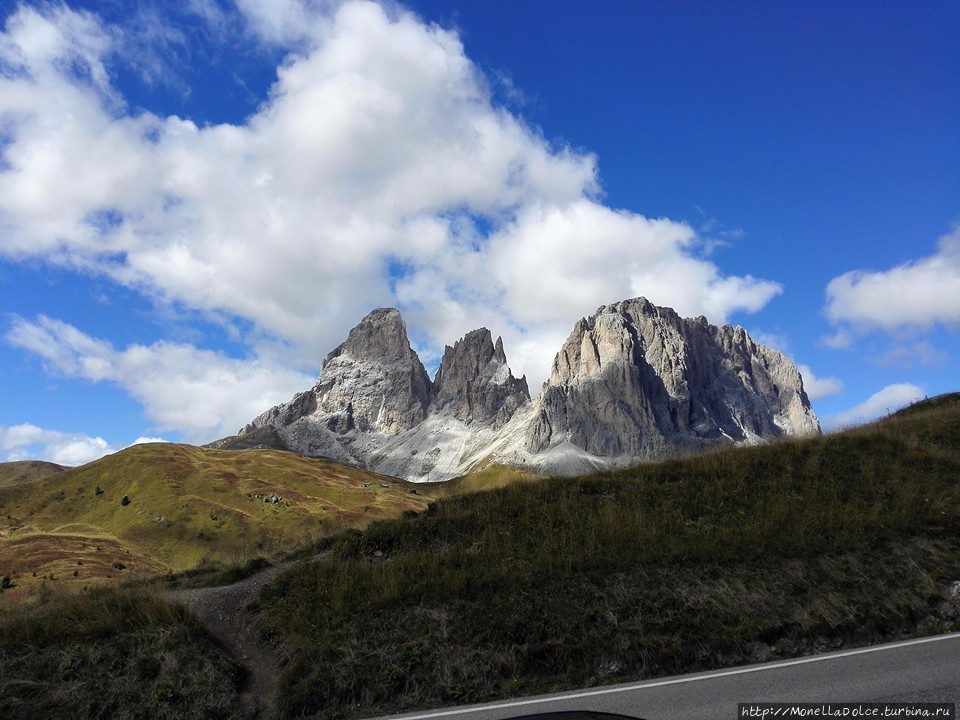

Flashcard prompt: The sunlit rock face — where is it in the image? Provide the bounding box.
[237,298,819,481]
[524,298,820,463]
[241,309,532,480]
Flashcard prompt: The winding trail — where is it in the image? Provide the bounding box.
[166,562,295,718]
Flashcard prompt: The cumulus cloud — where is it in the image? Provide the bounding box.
[6,316,314,442]
[825,227,960,333]
[827,383,925,429]
[1,1,785,431]
[0,423,171,465]
[1,423,110,465]
[796,364,843,402]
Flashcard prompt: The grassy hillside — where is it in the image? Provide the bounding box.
[0,460,65,487]
[2,395,958,719]
[0,443,438,604]
[258,394,960,719]
[0,587,243,719]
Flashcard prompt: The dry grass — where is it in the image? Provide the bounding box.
[0,586,243,719]
[258,394,960,719]
[0,443,442,605]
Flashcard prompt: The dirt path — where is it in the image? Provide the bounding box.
[166,562,295,718]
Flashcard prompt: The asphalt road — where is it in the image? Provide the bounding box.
[372,632,960,720]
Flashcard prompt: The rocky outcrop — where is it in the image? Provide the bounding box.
[433,329,530,429]
[240,309,531,479]
[311,307,433,435]
[242,308,432,440]
[524,298,819,463]
[235,298,820,481]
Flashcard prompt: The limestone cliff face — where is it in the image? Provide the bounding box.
[524,298,819,461]
[237,298,819,480]
[240,309,531,478]
[313,307,433,435]
[242,308,432,438]
[433,329,530,429]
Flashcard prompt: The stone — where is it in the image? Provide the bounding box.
[524,298,820,462]
[231,298,820,481]
[312,307,432,435]
[433,328,530,428]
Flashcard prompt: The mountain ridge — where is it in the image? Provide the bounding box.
[236,297,820,480]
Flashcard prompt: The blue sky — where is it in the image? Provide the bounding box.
[1,0,957,464]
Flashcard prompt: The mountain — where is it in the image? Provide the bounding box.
[236,298,820,480]
[0,460,65,487]
[525,298,819,461]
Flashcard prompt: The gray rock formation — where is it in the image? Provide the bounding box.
[311,307,432,434]
[524,298,819,463]
[240,309,531,478]
[235,298,820,481]
[242,308,432,439]
[433,329,530,429]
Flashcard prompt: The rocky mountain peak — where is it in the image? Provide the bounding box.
[433,328,530,428]
[324,307,411,364]
[236,298,820,481]
[314,308,432,435]
[525,297,819,460]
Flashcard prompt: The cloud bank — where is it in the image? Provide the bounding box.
[826,383,925,430]
[825,227,960,334]
[0,423,166,465]
[1,1,784,443]
[6,316,314,442]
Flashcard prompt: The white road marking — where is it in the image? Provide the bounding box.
[382,632,960,720]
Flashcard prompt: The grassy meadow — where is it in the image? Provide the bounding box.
[1,394,958,719]
[0,442,437,604]
[258,394,960,718]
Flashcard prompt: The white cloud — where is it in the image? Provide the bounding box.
[6,316,314,443]
[132,436,170,445]
[827,383,925,429]
[0,423,173,465]
[1,422,111,465]
[1,1,785,432]
[796,364,843,401]
[398,200,782,388]
[825,227,960,333]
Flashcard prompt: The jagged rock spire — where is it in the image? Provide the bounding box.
[314,308,432,434]
[433,328,530,428]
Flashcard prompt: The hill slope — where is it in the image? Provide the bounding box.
[0,443,438,604]
[2,394,957,720]
[0,460,65,487]
[257,392,960,718]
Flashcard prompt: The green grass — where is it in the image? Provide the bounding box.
[3,395,958,720]
[0,443,440,602]
[0,461,65,488]
[427,463,542,496]
[258,394,960,719]
[0,587,243,719]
